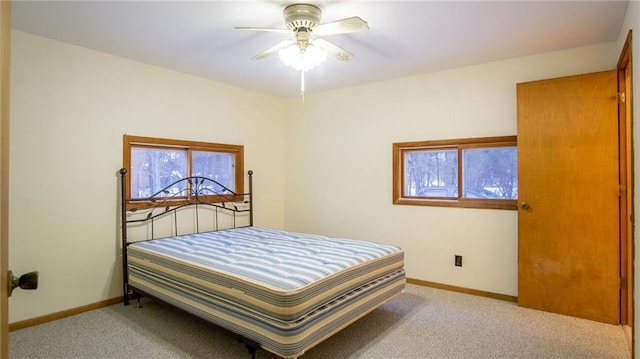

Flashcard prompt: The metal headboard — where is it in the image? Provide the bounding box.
[119,168,253,305]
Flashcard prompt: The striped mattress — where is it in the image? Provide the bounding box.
[127,227,405,358]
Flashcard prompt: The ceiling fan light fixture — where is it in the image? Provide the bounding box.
[279,43,327,72]
[236,3,368,96]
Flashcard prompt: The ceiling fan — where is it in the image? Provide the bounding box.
[235,3,369,68]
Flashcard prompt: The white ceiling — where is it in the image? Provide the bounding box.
[11,1,629,98]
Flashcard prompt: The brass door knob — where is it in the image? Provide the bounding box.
[520,201,530,210]
[8,270,38,296]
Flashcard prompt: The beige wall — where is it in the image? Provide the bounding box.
[8,31,286,323]
[283,42,619,297]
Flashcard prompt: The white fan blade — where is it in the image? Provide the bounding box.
[315,17,369,36]
[314,39,354,63]
[234,26,290,33]
[251,40,293,61]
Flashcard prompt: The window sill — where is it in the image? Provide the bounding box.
[393,197,517,210]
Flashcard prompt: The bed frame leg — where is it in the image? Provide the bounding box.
[246,345,256,359]
[242,337,259,359]
[123,283,130,306]
[135,292,143,309]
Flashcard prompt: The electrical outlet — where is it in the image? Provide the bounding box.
[455,255,462,267]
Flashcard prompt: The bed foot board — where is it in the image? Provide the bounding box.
[241,337,259,359]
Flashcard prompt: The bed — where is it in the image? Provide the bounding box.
[119,169,405,358]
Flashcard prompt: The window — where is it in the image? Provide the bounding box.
[123,135,244,207]
[393,136,517,210]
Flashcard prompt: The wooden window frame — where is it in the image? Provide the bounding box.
[123,135,244,210]
[393,136,517,210]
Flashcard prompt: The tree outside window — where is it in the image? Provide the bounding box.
[393,136,517,210]
[124,135,243,208]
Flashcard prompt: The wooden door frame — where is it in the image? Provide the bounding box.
[618,29,633,354]
[0,1,11,358]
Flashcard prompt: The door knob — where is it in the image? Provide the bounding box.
[520,201,530,210]
[8,270,38,296]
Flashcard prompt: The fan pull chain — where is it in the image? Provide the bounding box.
[300,70,305,101]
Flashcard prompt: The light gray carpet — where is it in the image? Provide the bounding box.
[9,284,631,359]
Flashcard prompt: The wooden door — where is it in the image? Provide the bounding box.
[0,1,10,357]
[517,70,620,324]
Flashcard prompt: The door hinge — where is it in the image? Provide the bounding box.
[619,185,627,197]
[618,92,626,104]
[621,277,628,289]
